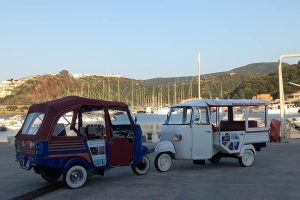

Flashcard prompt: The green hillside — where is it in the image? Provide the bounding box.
[1,62,300,108]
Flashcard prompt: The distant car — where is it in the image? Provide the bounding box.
[15,96,150,189]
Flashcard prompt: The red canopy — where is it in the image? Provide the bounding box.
[29,96,127,113]
[21,96,128,140]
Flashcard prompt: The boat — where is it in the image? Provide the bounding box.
[268,103,300,114]
[0,125,8,131]
[268,107,300,114]
[145,107,152,113]
[153,107,169,115]
[0,115,24,131]
[137,110,146,113]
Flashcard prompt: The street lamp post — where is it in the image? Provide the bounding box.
[278,54,300,142]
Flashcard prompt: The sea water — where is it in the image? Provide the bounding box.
[1,113,299,143]
[0,114,166,143]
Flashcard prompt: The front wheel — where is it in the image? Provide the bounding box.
[131,156,150,175]
[238,149,255,167]
[154,153,172,172]
[63,165,88,189]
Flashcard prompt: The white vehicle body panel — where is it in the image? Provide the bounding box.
[156,99,269,161]
[155,140,176,154]
[159,124,192,159]
[191,123,213,159]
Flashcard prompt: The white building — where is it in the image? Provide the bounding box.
[0,77,34,98]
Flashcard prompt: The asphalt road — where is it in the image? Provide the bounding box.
[1,140,300,200]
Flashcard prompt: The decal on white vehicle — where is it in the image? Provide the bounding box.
[221,132,240,150]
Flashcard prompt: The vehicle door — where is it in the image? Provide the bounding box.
[164,106,193,159]
[79,107,107,167]
[107,109,134,166]
[191,107,213,159]
[49,110,86,158]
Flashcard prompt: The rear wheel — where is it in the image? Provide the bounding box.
[131,156,150,175]
[41,169,61,182]
[154,153,172,172]
[239,149,255,167]
[63,165,87,189]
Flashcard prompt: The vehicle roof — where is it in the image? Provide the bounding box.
[21,96,128,140]
[174,99,269,107]
[29,96,127,113]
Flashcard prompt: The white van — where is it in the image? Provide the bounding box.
[154,99,270,172]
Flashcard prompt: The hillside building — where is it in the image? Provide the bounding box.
[252,94,273,101]
[0,77,35,98]
[285,90,300,101]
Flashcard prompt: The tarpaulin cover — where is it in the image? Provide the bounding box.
[270,119,281,142]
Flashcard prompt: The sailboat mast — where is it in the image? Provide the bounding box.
[131,81,134,107]
[198,52,201,99]
[220,83,223,99]
[167,83,170,105]
[117,77,120,101]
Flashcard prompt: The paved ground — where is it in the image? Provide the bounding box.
[1,140,300,200]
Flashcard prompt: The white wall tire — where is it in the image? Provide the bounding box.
[64,165,87,189]
[131,156,150,175]
[239,149,255,167]
[154,153,172,172]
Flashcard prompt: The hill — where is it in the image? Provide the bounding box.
[229,62,289,74]
[144,62,288,86]
[1,62,299,108]
[230,63,300,99]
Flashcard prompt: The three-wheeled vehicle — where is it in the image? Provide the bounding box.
[15,96,150,188]
[154,99,269,172]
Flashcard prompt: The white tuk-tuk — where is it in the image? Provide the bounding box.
[154,99,270,172]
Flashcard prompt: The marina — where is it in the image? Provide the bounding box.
[1,111,300,144]
[1,1,300,199]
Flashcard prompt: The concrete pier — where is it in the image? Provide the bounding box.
[1,140,300,200]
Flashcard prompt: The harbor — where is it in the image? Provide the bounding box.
[1,1,300,199]
[1,111,300,144]
[1,112,300,144]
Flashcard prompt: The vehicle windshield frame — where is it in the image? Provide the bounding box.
[165,106,193,125]
[21,112,44,135]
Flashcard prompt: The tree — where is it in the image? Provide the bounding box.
[6,105,17,111]
[243,87,255,99]
[59,70,69,76]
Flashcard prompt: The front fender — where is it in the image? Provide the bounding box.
[238,144,256,157]
[155,140,176,154]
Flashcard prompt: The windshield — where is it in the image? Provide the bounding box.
[21,112,44,135]
[166,107,192,125]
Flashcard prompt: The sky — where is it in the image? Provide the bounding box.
[0,0,300,81]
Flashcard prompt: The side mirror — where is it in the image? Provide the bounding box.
[190,117,199,128]
[193,117,200,124]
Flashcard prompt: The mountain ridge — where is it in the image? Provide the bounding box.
[1,61,298,106]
